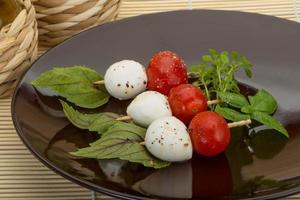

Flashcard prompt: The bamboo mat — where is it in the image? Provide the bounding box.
[1,0,300,199]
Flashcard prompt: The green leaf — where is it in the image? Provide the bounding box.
[251,111,289,138]
[218,91,249,108]
[72,123,170,169]
[220,51,229,63]
[189,64,204,73]
[248,89,277,114]
[209,49,218,57]
[244,68,253,78]
[32,66,109,108]
[231,51,239,60]
[202,55,212,63]
[60,100,119,134]
[241,105,255,114]
[215,105,250,122]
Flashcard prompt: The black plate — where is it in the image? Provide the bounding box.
[12,10,300,199]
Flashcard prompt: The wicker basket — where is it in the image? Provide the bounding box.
[32,0,122,49]
[0,0,38,98]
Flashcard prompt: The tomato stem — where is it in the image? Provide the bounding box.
[228,119,251,128]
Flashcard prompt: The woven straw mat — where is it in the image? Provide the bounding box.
[1,0,300,199]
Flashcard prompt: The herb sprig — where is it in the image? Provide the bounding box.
[189,49,252,103]
[189,49,288,138]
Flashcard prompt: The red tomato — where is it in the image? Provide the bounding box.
[146,51,188,95]
[189,111,230,156]
[168,84,208,124]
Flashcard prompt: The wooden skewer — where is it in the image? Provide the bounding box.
[94,71,198,85]
[207,99,222,105]
[116,112,252,128]
[94,80,105,85]
[115,98,222,121]
[228,119,251,128]
[115,99,221,121]
[116,115,132,121]
[137,120,251,146]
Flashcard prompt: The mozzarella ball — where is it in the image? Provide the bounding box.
[145,116,193,162]
[104,60,147,100]
[127,91,172,127]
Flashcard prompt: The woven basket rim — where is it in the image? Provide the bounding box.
[32,0,122,48]
[0,0,38,98]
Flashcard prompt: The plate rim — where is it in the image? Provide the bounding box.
[11,9,300,200]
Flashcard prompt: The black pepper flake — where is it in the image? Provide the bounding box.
[173,128,176,131]
[117,84,121,87]
[166,122,169,125]
[131,85,134,88]
[143,81,147,85]
[126,83,129,88]
[179,138,183,141]
[184,143,189,147]
[125,91,128,94]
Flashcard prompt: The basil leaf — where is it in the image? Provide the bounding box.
[218,91,249,108]
[72,123,170,169]
[248,89,277,114]
[241,105,255,114]
[32,66,109,108]
[215,105,250,122]
[60,100,119,134]
[251,111,289,138]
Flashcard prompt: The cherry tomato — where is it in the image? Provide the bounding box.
[146,51,188,95]
[168,84,208,124]
[189,111,230,156]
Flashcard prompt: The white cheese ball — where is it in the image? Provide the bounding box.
[104,60,147,100]
[127,91,172,127]
[145,116,193,162]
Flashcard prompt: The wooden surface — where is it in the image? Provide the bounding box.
[1,0,300,199]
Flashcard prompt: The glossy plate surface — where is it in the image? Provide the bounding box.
[12,10,300,199]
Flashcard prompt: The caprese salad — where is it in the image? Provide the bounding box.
[32,49,288,169]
